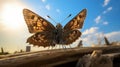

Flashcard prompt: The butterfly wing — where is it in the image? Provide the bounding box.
[23,9,56,47]
[27,32,56,47]
[63,9,87,44]
[62,30,81,45]
[64,9,87,31]
[23,9,56,33]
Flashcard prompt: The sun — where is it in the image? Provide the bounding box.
[1,2,25,30]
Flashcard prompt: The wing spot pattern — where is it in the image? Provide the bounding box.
[31,15,35,19]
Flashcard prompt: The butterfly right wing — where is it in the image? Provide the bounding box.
[62,30,81,45]
[64,9,87,31]
[62,9,87,44]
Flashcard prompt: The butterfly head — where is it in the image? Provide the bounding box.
[56,23,62,29]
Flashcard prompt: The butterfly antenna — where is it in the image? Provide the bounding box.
[47,15,57,24]
[61,14,72,23]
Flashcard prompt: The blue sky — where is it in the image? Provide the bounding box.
[22,0,120,32]
[0,0,120,53]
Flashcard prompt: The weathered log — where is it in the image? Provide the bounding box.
[0,46,120,67]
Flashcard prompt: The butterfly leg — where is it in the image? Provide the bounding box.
[62,45,67,50]
[69,45,72,49]
[53,45,57,49]
[48,46,53,53]
[59,45,61,49]
[55,45,58,49]
[51,46,54,50]
[47,46,50,50]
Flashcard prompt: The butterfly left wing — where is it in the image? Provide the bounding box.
[23,9,56,33]
[62,9,87,44]
[27,32,56,47]
[23,9,56,47]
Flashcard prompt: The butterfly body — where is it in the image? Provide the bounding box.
[23,9,87,47]
[54,23,63,44]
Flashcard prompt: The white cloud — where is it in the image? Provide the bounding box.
[45,4,50,10]
[94,7,112,25]
[41,0,46,2]
[94,15,101,24]
[82,33,102,46]
[82,28,120,46]
[56,9,60,13]
[103,0,110,7]
[108,6,112,11]
[103,21,108,25]
[105,31,120,42]
[82,27,101,46]
[103,7,112,14]
[83,27,99,35]
[82,35,95,45]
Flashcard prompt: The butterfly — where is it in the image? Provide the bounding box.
[23,9,87,47]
